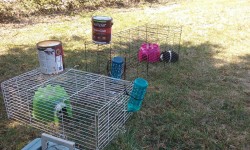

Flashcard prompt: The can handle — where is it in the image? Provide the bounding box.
[41,133,75,150]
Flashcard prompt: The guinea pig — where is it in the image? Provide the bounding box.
[160,50,179,63]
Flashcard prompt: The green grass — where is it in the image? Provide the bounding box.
[1,0,250,149]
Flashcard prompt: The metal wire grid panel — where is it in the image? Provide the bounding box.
[83,24,182,80]
[1,68,133,150]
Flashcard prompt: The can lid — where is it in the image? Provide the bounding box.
[93,16,112,21]
[37,40,61,48]
[112,56,124,64]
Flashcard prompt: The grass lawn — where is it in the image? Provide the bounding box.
[0,0,250,149]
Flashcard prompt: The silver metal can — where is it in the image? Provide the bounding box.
[37,40,64,74]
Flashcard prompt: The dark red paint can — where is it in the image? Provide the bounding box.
[92,16,113,44]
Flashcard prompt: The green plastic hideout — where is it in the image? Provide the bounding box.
[32,85,72,123]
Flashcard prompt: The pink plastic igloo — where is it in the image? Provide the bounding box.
[138,43,160,63]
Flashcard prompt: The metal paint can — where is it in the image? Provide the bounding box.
[92,16,113,44]
[37,40,64,74]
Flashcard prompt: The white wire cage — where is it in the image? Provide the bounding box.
[1,68,133,150]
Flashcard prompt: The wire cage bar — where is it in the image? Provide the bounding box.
[83,24,182,80]
[1,68,133,150]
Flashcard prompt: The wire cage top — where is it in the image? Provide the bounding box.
[1,68,133,150]
[83,24,182,80]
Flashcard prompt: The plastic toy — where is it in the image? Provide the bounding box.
[32,85,72,123]
[111,56,124,79]
[127,78,148,112]
[138,43,160,63]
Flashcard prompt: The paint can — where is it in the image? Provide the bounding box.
[92,16,113,44]
[37,40,64,74]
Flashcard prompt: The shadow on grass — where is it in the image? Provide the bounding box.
[0,40,249,149]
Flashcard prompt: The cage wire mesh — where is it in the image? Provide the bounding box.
[83,24,182,80]
[1,68,133,150]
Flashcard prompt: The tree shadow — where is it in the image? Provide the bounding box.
[0,35,249,149]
